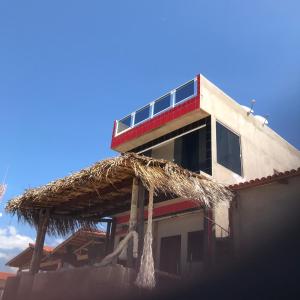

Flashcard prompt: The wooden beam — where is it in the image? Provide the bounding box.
[127,177,139,268]
[137,181,145,270]
[29,208,50,274]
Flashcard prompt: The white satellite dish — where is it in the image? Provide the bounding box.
[254,115,269,125]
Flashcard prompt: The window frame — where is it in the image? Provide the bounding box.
[215,120,243,176]
[114,77,198,136]
[133,104,151,126]
[174,80,197,105]
[116,114,133,135]
[153,93,172,116]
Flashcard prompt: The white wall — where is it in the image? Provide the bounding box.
[231,176,300,256]
[200,74,300,185]
[200,75,300,234]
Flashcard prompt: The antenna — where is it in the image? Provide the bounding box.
[247,99,256,116]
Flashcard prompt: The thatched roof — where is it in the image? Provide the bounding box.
[6,153,233,236]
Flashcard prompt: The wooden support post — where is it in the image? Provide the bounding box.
[203,207,215,270]
[109,218,116,254]
[137,181,145,270]
[29,209,50,274]
[127,177,139,268]
[105,220,112,255]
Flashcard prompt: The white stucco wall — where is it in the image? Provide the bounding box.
[113,207,205,277]
[200,75,300,235]
[200,74,300,185]
[231,175,300,256]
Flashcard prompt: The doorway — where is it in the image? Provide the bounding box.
[159,235,181,275]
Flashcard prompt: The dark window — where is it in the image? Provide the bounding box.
[174,127,210,173]
[134,105,150,125]
[117,115,132,133]
[141,149,152,157]
[131,117,212,175]
[154,94,171,115]
[160,235,181,274]
[187,231,204,262]
[175,80,195,104]
[216,122,242,175]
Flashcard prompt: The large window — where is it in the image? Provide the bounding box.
[216,122,242,175]
[187,231,204,262]
[174,127,210,174]
[133,117,212,175]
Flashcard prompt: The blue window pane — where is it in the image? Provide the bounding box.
[135,105,150,125]
[175,80,195,104]
[154,94,171,115]
[117,115,132,133]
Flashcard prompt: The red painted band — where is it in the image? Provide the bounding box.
[115,199,201,224]
[111,75,201,149]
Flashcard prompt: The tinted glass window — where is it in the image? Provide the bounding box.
[141,149,152,157]
[134,105,150,125]
[154,94,171,115]
[187,231,204,262]
[117,115,132,133]
[175,80,195,104]
[174,126,211,174]
[216,122,242,175]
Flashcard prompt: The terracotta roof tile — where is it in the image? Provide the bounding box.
[28,244,53,253]
[229,167,300,190]
[0,272,15,281]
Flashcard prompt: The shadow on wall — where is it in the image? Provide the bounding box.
[141,212,300,300]
[3,213,300,300]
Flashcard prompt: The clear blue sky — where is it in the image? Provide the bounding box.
[0,0,300,271]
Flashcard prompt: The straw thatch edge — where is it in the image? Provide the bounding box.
[6,153,233,236]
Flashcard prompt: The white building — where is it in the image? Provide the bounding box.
[110,74,300,277]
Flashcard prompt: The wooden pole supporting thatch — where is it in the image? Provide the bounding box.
[30,208,50,274]
[109,218,116,254]
[135,186,155,289]
[105,220,112,255]
[137,181,145,270]
[203,207,215,269]
[127,177,139,268]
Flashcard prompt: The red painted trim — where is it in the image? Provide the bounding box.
[111,75,201,150]
[115,200,201,224]
[111,120,117,142]
[197,74,201,108]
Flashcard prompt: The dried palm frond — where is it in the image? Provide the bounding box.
[6,153,233,236]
